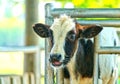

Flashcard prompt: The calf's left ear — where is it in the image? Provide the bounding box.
[81,25,103,38]
[33,23,51,38]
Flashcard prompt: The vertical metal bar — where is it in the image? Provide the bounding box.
[45,4,64,84]
[56,69,64,84]
[45,3,54,84]
[93,35,100,84]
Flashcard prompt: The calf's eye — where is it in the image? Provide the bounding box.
[68,34,76,41]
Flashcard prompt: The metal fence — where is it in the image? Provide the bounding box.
[45,3,120,84]
[0,46,41,84]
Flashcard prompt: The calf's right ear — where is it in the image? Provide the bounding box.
[33,23,52,38]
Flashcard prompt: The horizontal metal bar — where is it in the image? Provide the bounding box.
[97,47,120,54]
[51,8,120,18]
[77,19,120,27]
[0,46,40,53]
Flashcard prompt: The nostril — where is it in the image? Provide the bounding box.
[57,54,62,59]
[50,54,56,60]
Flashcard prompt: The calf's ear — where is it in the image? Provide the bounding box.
[81,25,103,38]
[33,23,52,38]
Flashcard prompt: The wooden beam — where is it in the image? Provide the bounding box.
[24,1,41,84]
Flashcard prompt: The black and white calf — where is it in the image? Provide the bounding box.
[33,15,118,84]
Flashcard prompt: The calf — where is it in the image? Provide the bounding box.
[33,15,118,84]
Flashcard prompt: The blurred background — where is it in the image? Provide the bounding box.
[0,0,120,84]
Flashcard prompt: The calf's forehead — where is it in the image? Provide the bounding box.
[50,15,75,41]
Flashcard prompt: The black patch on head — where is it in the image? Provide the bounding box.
[63,30,77,64]
[64,30,77,56]
[75,39,94,78]
[48,30,54,48]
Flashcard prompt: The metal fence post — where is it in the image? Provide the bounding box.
[45,3,54,84]
[93,35,100,84]
[56,69,64,84]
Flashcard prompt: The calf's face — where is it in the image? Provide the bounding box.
[33,15,103,68]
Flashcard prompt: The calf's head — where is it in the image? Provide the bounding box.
[33,15,103,68]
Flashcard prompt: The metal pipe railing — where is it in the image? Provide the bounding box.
[97,47,120,54]
[51,8,120,18]
[77,19,120,27]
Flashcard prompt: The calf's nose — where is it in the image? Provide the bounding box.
[50,53,62,61]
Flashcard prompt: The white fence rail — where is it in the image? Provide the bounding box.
[0,46,41,84]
